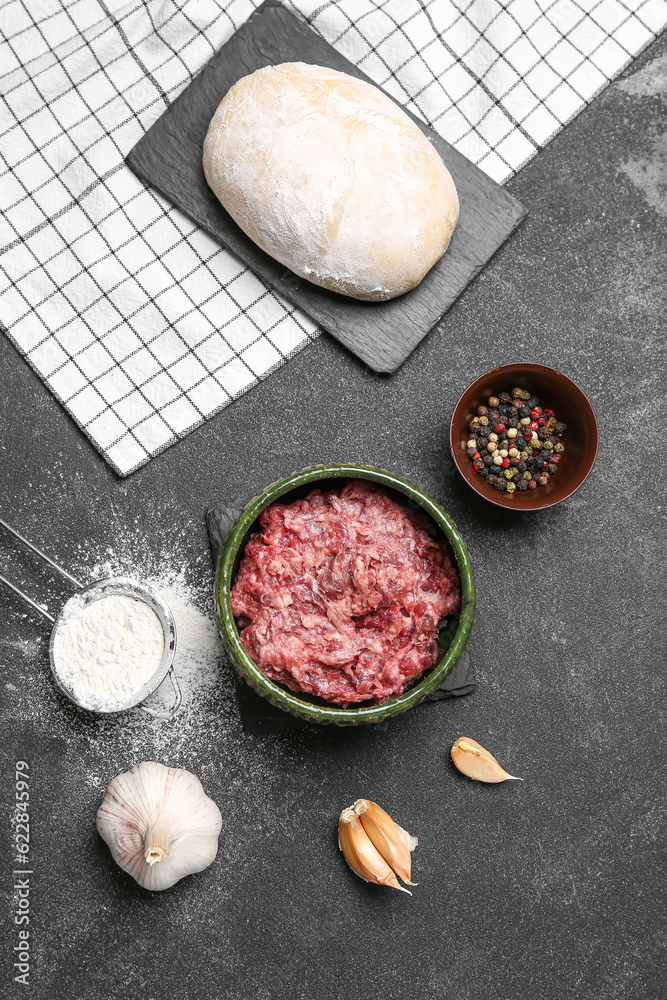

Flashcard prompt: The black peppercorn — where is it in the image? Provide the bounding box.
[466,386,566,496]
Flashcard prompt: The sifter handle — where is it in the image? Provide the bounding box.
[136,665,183,720]
[0,517,83,622]
[0,517,83,588]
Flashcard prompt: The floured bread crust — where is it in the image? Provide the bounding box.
[203,62,459,302]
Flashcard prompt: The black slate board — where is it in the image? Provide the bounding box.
[126,0,528,373]
[206,499,476,733]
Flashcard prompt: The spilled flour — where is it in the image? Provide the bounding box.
[619,132,667,219]
[1,518,308,926]
[1,525,236,752]
[617,54,667,218]
[618,53,667,98]
[87,552,224,720]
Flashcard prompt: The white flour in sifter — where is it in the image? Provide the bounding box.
[54,594,164,712]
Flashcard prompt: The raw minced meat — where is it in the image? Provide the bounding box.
[230,480,461,706]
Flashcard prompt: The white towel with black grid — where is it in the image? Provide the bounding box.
[1,0,665,475]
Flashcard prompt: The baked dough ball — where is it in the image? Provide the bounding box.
[203,62,459,301]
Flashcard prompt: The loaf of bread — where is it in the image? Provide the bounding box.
[203,62,459,302]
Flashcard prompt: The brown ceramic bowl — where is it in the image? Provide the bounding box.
[450,363,599,511]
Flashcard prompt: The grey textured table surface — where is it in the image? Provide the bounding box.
[1,37,665,1000]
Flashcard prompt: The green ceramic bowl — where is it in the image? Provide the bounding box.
[215,464,475,726]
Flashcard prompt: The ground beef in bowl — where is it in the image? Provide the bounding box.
[230,480,461,706]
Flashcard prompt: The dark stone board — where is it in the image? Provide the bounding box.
[125,0,527,373]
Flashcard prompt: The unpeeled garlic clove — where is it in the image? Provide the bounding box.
[355,799,418,886]
[338,801,417,893]
[451,736,521,783]
[339,807,410,894]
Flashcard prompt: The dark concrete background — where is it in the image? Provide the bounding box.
[1,34,665,1000]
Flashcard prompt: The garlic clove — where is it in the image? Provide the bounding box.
[354,799,418,886]
[451,737,521,783]
[338,807,411,894]
[96,761,222,891]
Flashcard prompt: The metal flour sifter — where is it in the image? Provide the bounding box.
[0,517,182,718]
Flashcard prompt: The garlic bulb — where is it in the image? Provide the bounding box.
[96,761,222,891]
[451,736,521,783]
[339,799,417,894]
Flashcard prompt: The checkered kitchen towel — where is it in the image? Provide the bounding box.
[1,1,665,475]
